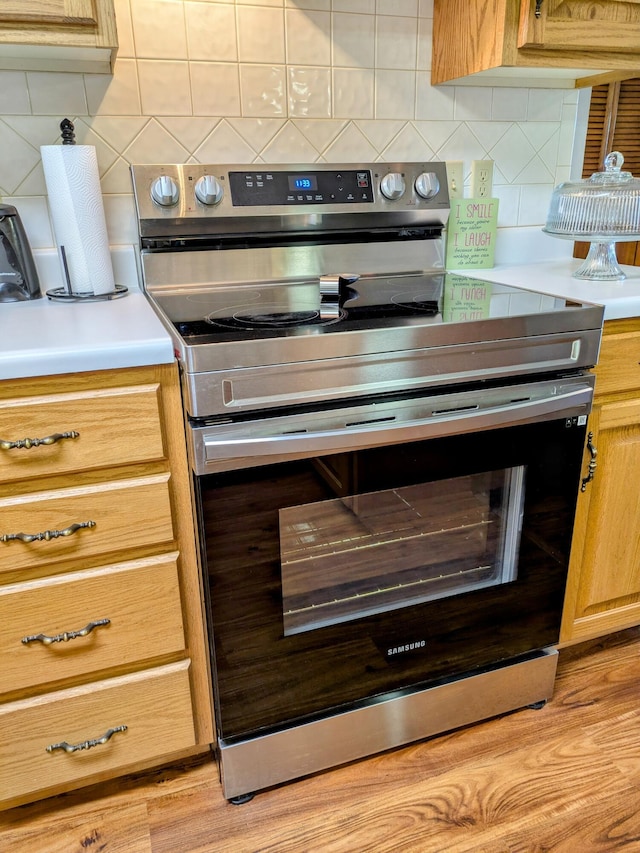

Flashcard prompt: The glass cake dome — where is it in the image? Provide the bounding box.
[544,151,640,281]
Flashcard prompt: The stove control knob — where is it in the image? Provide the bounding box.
[151,175,179,207]
[380,172,406,200]
[415,171,440,199]
[195,175,224,206]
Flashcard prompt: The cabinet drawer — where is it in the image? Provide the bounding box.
[0,384,166,485]
[0,555,185,695]
[0,475,174,575]
[595,329,640,396]
[0,661,195,808]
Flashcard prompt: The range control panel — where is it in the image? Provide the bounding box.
[229,169,374,206]
[131,162,451,236]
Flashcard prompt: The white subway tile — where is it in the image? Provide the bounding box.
[237,6,285,63]
[186,2,237,61]
[376,15,418,70]
[239,65,287,117]
[285,0,329,8]
[138,61,192,115]
[286,10,331,66]
[376,0,417,16]
[191,63,241,116]
[333,0,374,12]
[528,89,564,122]
[375,70,415,119]
[416,17,432,71]
[453,87,492,121]
[288,67,331,118]
[332,12,375,68]
[26,72,87,116]
[333,69,374,119]
[518,183,555,226]
[0,72,30,114]
[130,0,187,59]
[85,60,141,116]
[491,88,528,122]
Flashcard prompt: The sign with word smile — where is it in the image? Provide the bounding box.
[446,199,499,270]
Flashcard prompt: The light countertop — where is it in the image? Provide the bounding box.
[2,259,640,382]
[469,258,640,321]
[0,289,174,381]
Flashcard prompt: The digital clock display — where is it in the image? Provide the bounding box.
[288,175,318,191]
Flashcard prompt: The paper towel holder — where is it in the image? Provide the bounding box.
[46,245,128,301]
[46,286,129,302]
[44,120,129,302]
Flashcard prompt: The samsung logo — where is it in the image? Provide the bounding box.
[387,640,426,656]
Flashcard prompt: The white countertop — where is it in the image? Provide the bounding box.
[470,258,640,320]
[0,289,174,381]
[2,258,639,382]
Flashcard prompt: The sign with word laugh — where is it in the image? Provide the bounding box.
[446,199,499,269]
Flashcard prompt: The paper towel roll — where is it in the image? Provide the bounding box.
[41,144,116,296]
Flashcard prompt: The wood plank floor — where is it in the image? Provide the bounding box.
[2,627,639,852]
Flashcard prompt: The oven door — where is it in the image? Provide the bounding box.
[195,374,593,742]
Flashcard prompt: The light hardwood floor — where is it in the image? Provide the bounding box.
[2,626,639,852]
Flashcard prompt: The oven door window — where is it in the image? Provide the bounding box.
[200,417,585,741]
[280,466,524,635]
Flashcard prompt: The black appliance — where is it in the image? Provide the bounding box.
[0,204,41,302]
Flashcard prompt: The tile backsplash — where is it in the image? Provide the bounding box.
[0,0,581,288]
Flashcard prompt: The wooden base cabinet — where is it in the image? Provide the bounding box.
[432,0,640,88]
[0,364,212,810]
[561,318,640,644]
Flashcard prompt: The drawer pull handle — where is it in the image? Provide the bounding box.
[1,520,96,544]
[580,431,598,492]
[0,431,79,451]
[22,618,111,646]
[46,725,128,754]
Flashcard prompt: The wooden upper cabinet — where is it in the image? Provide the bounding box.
[519,0,640,53]
[432,0,640,88]
[0,0,117,73]
[0,1,98,27]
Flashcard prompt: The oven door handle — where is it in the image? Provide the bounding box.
[202,380,594,462]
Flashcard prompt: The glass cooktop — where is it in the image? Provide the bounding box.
[153,272,596,344]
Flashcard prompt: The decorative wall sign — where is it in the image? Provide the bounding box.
[446,198,499,269]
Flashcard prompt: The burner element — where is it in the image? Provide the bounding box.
[206,303,345,330]
[390,293,439,313]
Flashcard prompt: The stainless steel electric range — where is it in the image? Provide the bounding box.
[131,162,603,802]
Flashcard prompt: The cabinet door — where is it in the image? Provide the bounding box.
[561,399,640,642]
[519,0,640,53]
[0,2,97,27]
